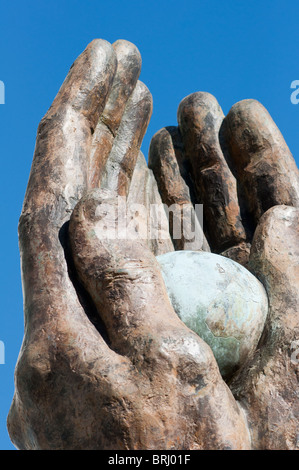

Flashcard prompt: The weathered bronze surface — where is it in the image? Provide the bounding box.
[8,38,299,450]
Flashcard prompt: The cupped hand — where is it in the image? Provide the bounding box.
[8,39,299,450]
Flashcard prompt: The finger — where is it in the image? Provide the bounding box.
[11,40,130,449]
[230,205,299,450]
[69,188,251,449]
[219,241,251,269]
[88,40,142,189]
[19,39,118,339]
[221,99,299,228]
[127,151,174,255]
[25,39,117,216]
[100,80,153,196]
[68,188,214,369]
[48,39,117,130]
[104,40,142,133]
[148,126,210,251]
[69,189,184,362]
[177,92,247,253]
[19,39,118,337]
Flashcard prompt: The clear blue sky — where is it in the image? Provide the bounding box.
[1,0,299,450]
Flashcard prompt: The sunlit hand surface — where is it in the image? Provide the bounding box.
[8,39,299,450]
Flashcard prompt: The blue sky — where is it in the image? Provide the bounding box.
[1,0,299,450]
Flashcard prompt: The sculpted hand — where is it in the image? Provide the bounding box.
[8,39,249,450]
[149,92,299,450]
[8,39,299,451]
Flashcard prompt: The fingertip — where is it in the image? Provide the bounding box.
[100,40,143,134]
[177,91,223,126]
[122,79,153,130]
[100,80,153,197]
[112,39,142,69]
[87,37,114,53]
[50,38,117,129]
[226,99,270,124]
[223,97,299,225]
[113,40,142,89]
[134,80,153,105]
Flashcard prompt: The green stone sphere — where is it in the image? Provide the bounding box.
[157,250,268,377]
